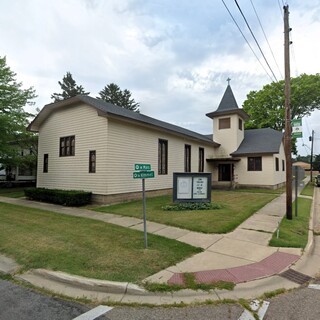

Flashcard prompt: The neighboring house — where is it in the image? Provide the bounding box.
[28,84,286,203]
[0,147,37,182]
[292,161,311,171]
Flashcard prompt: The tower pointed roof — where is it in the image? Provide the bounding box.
[216,84,239,112]
[206,84,249,120]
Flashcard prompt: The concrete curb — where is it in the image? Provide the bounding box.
[304,186,317,255]
[20,269,148,296]
[0,255,20,274]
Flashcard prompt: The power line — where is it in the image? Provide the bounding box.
[250,0,283,79]
[234,0,278,82]
[221,0,274,82]
[277,0,283,18]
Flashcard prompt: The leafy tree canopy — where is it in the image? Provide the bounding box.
[313,154,320,172]
[51,72,89,102]
[294,155,311,163]
[243,73,320,131]
[97,83,140,113]
[0,56,37,171]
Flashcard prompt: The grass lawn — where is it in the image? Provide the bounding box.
[0,202,201,283]
[94,191,278,233]
[300,182,314,197]
[269,197,312,248]
[233,186,285,195]
[0,187,25,198]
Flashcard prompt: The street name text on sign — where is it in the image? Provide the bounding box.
[134,163,151,171]
[133,171,155,179]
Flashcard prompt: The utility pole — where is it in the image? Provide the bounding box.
[310,130,314,183]
[284,5,292,220]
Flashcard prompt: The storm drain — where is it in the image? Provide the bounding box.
[280,269,313,285]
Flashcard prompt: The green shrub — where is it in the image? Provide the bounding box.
[162,202,222,211]
[24,188,92,206]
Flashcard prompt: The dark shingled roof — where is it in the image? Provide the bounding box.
[216,84,239,112]
[231,128,283,156]
[206,85,249,120]
[28,95,219,146]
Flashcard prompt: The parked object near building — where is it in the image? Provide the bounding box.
[316,175,320,187]
[28,84,286,204]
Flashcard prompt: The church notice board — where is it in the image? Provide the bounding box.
[173,173,211,203]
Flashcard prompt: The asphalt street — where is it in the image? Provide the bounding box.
[3,279,320,319]
[0,280,107,320]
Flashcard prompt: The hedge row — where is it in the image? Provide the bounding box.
[24,188,92,206]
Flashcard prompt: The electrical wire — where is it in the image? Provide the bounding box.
[234,0,278,82]
[250,0,283,79]
[277,0,284,18]
[221,0,274,82]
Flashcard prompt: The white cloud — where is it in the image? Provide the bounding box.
[1,0,320,155]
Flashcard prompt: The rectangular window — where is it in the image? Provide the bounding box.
[158,139,168,175]
[199,147,204,172]
[43,154,48,173]
[275,157,279,171]
[282,159,285,171]
[89,150,96,173]
[219,117,231,129]
[248,157,262,171]
[60,135,75,157]
[239,118,243,130]
[185,144,191,172]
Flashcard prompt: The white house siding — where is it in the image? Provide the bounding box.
[37,103,109,194]
[234,153,285,187]
[212,114,244,157]
[272,141,286,185]
[104,118,214,195]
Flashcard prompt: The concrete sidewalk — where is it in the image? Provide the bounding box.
[0,179,319,304]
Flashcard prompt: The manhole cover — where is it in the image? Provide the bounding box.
[280,269,313,285]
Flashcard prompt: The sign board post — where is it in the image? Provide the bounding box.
[294,165,298,217]
[133,164,155,249]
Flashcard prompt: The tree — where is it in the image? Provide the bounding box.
[243,74,320,130]
[97,83,140,113]
[313,154,320,172]
[294,155,311,163]
[51,72,89,102]
[0,56,37,177]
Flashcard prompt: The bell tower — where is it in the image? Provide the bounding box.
[206,80,249,157]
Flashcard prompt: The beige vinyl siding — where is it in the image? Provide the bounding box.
[37,104,108,194]
[234,153,285,187]
[273,141,286,185]
[213,114,244,157]
[105,119,213,195]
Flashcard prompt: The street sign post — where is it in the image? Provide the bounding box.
[133,164,155,249]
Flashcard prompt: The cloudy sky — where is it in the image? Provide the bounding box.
[1,0,319,156]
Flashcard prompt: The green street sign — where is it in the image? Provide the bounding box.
[291,119,302,127]
[291,118,302,138]
[292,131,303,138]
[134,163,151,171]
[133,171,155,179]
